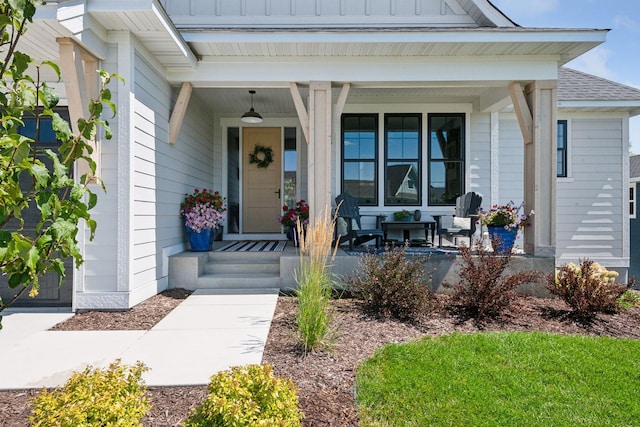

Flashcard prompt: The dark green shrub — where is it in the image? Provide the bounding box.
[29,360,149,426]
[184,364,303,427]
[547,260,634,317]
[445,242,541,320]
[348,244,433,321]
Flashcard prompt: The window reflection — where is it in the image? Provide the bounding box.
[385,114,421,205]
[342,114,378,205]
[428,114,464,205]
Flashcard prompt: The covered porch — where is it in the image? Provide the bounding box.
[168,240,554,297]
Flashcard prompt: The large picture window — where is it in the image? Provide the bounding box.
[428,113,465,205]
[557,120,568,177]
[384,114,421,205]
[341,114,378,205]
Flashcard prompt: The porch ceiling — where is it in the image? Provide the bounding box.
[194,85,493,116]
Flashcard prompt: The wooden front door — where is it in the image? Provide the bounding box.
[243,127,282,233]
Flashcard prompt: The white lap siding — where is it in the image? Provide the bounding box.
[131,53,214,305]
[556,117,626,269]
[78,44,214,309]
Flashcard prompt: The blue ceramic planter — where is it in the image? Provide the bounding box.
[186,227,215,252]
[286,226,306,247]
[487,226,517,254]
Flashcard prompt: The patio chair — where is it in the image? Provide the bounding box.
[433,192,482,247]
[334,192,385,250]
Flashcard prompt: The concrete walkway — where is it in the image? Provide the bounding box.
[0,288,279,389]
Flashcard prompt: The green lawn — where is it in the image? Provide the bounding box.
[356,332,640,427]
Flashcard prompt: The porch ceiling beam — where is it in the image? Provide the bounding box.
[290,82,310,144]
[169,82,193,145]
[509,82,534,144]
[169,57,560,86]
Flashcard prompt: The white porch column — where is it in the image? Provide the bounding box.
[524,80,557,257]
[307,81,333,221]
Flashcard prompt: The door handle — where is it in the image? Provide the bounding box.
[274,189,281,199]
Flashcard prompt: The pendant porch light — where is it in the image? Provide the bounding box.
[240,90,263,124]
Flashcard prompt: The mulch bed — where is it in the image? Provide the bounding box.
[49,288,193,331]
[2,292,640,426]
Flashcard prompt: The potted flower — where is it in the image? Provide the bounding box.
[180,188,226,251]
[278,200,309,245]
[478,200,534,254]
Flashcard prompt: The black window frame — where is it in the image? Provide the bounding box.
[384,113,422,206]
[341,113,379,206]
[631,183,636,220]
[557,120,568,178]
[427,113,466,206]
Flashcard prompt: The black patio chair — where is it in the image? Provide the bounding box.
[334,192,384,250]
[433,192,482,247]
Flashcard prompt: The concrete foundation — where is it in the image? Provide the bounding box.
[170,244,556,298]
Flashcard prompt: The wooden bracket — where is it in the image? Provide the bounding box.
[57,37,100,178]
[290,82,310,144]
[509,82,534,144]
[169,82,193,145]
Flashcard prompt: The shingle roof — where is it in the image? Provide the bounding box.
[631,155,640,179]
[558,68,640,101]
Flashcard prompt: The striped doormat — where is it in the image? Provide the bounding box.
[216,241,287,252]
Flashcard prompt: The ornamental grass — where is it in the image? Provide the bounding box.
[294,206,339,354]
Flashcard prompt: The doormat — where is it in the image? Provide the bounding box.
[217,241,287,252]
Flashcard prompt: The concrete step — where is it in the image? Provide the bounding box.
[207,251,283,263]
[194,274,281,289]
[204,260,280,275]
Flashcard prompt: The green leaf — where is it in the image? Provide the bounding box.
[12,51,31,77]
[39,82,59,109]
[44,149,68,180]
[51,112,72,142]
[41,60,61,81]
[87,192,97,210]
[27,245,39,271]
[8,272,28,288]
[30,162,50,189]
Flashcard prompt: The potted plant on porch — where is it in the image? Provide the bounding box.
[479,200,534,254]
[181,188,226,251]
[278,200,309,246]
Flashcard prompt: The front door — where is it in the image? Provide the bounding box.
[243,127,282,233]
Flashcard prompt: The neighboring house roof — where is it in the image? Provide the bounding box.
[386,164,416,196]
[558,68,640,116]
[631,155,640,180]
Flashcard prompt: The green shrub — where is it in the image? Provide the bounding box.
[618,289,640,310]
[445,242,541,320]
[184,364,303,427]
[547,260,633,317]
[29,360,149,427]
[348,243,433,321]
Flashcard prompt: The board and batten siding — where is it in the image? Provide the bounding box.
[159,0,478,28]
[556,118,625,266]
[132,52,214,301]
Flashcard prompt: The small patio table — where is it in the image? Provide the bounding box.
[381,216,436,246]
